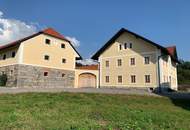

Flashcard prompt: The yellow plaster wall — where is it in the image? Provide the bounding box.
[99,32,158,88]
[22,34,79,70]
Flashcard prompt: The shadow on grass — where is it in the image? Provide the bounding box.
[155,90,190,111]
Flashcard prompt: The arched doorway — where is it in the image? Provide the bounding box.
[78,73,96,88]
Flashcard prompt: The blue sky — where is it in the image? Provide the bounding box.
[0,0,189,60]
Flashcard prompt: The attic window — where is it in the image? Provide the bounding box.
[61,44,65,48]
[62,58,66,63]
[124,43,127,49]
[45,39,51,45]
[44,55,50,60]
[129,43,133,48]
[119,44,122,50]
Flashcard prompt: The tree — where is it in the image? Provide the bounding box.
[177,60,190,84]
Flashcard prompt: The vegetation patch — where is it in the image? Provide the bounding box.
[0,93,189,130]
[0,74,7,86]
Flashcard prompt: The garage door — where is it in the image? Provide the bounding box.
[79,73,96,88]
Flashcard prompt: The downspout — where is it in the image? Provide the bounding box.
[157,55,162,93]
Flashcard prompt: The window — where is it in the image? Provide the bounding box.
[44,72,48,77]
[131,75,136,83]
[124,43,127,49]
[61,44,65,48]
[10,70,14,75]
[12,52,16,58]
[45,39,51,44]
[145,75,151,83]
[44,55,49,60]
[129,43,132,48]
[3,54,6,60]
[118,75,122,83]
[62,73,65,77]
[117,59,122,66]
[144,56,150,64]
[62,58,66,63]
[105,76,109,83]
[106,60,109,67]
[119,44,122,50]
[130,58,135,65]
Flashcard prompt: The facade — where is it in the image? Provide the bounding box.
[0,27,179,90]
[92,28,178,90]
[0,28,98,88]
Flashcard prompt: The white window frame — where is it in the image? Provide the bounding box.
[145,75,151,83]
[105,60,109,68]
[117,59,122,67]
[130,58,136,66]
[144,56,151,65]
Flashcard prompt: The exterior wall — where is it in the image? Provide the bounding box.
[0,46,19,67]
[160,55,178,90]
[0,34,80,88]
[0,65,19,87]
[75,69,99,88]
[99,32,158,88]
[0,64,75,87]
[22,34,79,70]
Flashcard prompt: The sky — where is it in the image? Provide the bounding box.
[0,0,189,61]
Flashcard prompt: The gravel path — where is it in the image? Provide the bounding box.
[0,87,189,99]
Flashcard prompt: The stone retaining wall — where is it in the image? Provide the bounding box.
[0,64,75,88]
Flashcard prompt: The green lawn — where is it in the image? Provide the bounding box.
[0,93,189,130]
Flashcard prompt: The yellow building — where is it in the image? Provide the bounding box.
[0,28,99,88]
[92,28,179,91]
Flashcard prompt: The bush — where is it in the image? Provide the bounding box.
[0,74,7,86]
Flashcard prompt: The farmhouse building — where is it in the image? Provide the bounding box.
[0,27,179,90]
[92,28,178,90]
[0,28,98,88]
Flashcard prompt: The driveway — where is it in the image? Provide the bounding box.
[0,87,189,99]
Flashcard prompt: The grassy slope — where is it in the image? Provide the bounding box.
[0,93,189,130]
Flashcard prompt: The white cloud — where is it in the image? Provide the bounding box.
[0,11,37,45]
[76,59,98,65]
[66,36,80,47]
[0,11,3,17]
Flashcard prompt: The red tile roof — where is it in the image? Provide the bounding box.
[166,46,179,62]
[76,65,99,70]
[166,46,176,57]
[42,28,66,40]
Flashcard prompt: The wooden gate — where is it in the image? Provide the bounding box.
[78,73,96,88]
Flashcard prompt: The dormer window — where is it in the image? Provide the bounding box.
[45,39,51,45]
